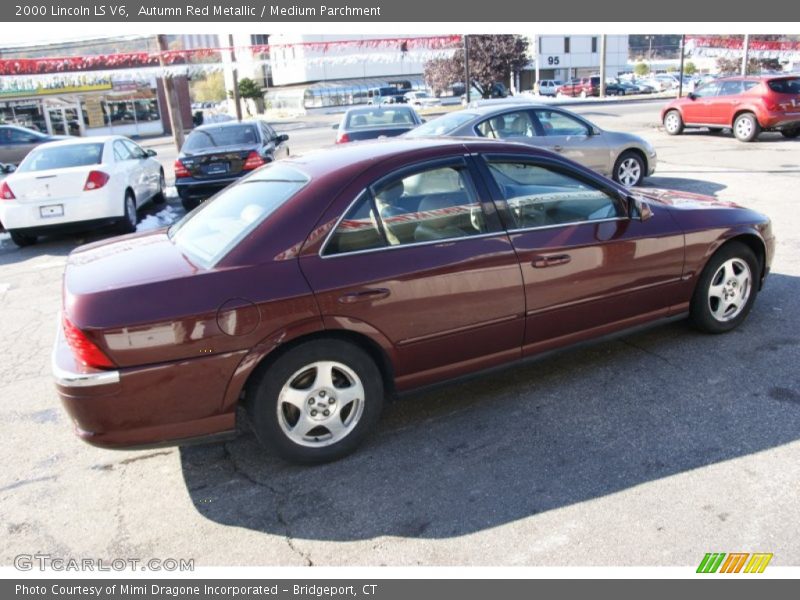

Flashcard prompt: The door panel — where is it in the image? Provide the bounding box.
[532,109,611,174]
[299,158,526,387]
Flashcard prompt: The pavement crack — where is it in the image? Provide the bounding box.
[619,339,679,368]
[221,442,314,566]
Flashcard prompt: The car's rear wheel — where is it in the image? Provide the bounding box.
[117,191,137,234]
[153,170,167,204]
[663,110,684,135]
[733,113,760,142]
[781,127,800,139]
[613,151,645,187]
[690,241,759,334]
[9,231,37,247]
[247,339,385,464]
[180,195,200,212]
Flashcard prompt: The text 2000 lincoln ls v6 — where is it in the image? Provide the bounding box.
[52,138,775,464]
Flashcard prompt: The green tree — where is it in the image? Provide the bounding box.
[190,71,226,102]
[634,62,650,77]
[684,61,697,75]
[237,77,263,100]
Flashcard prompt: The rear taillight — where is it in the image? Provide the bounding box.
[83,170,110,191]
[242,151,266,171]
[174,159,191,178]
[1,181,15,200]
[62,315,115,369]
[336,132,351,144]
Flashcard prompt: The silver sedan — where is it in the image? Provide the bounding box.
[405,103,657,187]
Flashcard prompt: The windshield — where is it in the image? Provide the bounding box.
[345,108,416,128]
[169,163,309,267]
[17,143,104,172]
[405,112,476,137]
[182,124,259,152]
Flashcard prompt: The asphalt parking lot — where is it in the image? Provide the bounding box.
[1,99,798,567]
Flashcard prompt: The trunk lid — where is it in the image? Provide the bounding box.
[8,166,94,202]
[180,145,258,179]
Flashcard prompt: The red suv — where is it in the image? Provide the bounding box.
[557,76,600,98]
[661,75,800,142]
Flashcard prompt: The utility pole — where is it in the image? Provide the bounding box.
[156,34,184,151]
[741,34,750,76]
[464,34,471,104]
[678,34,686,97]
[229,34,242,122]
[599,34,607,97]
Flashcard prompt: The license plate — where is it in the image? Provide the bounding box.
[39,204,64,218]
[205,163,229,175]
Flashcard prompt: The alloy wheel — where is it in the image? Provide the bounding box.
[617,157,642,187]
[707,258,752,322]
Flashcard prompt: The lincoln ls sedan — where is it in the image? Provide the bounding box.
[52,138,774,464]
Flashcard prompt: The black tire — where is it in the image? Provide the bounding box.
[781,127,800,139]
[153,170,167,204]
[612,150,646,187]
[690,241,760,334]
[247,339,385,464]
[663,110,684,135]
[733,113,760,142]
[117,190,137,234]
[9,231,36,247]
[180,195,200,212]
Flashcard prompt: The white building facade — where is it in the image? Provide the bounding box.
[521,35,630,89]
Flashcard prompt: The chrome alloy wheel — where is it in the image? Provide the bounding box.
[735,117,754,139]
[664,112,681,133]
[617,157,642,187]
[707,258,752,322]
[277,361,365,447]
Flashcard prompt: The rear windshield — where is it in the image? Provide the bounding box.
[182,124,259,152]
[767,78,800,94]
[17,143,104,172]
[404,111,476,137]
[169,163,309,267]
[346,108,416,128]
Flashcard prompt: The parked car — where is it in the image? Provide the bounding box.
[557,77,600,98]
[404,91,440,107]
[536,79,563,97]
[661,75,800,142]
[367,86,408,105]
[405,103,657,187]
[175,120,290,211]
[0,124,68,166]
[604,81,628,96]
[0,136,164,247]
[334,105,422,144]
[52,138,774,464]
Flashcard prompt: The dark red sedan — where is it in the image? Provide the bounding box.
[52,138,775,464]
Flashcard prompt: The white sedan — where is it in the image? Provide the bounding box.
[0,135,165,247]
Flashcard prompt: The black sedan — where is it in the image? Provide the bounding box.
[174,120,290,211]
[334,106,422,144]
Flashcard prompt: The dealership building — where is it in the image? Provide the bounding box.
[520,35,630,88]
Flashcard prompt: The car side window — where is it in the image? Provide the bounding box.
[534,110,589,137]
[324,164,488,255]
[694,82,721,98]
[6,128,40,144]
[719,81,744,96]
[476,111,536,139]
[742,80,760,92]
[487,160,624,229]
[113,141,133,161]
[122,140,146,159]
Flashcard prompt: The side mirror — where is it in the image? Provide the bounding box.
[687,92,697,100]
[590,126,601,136]
[277,133,289,143]
[145,148,157,157]
[627,194,653,221]
[421,118,427,123]
[1,163,16,174]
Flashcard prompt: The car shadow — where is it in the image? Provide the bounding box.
[639,176,727,196]
[180,272,800,542]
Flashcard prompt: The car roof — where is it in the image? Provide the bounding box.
[192,120,262,132]
[463,102,572,115]
[33,135,121,147]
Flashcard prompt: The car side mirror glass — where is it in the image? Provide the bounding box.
[2,163,16,174]
[627,194,653,221]
[145,148,157,157]
[687,92,697,100]
[278,133,289,142]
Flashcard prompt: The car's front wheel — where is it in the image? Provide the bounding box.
[733,113,760,142]
[690,241,760,334]
[9,231,37,247]
[153,170,167,204]
[613,151,645,187]
[247,339,385,464]
[663,110,684,135]
[117,191,137,234]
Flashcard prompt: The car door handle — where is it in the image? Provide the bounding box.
[552,145,564,152]
[532,254,571,268]
[338,288,391,304]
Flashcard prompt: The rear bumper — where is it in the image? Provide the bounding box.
[7,217,120,237]
[52,316,241,449]
[760,113,800,130]
[175,176,241,200]
[0,193,122,231]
